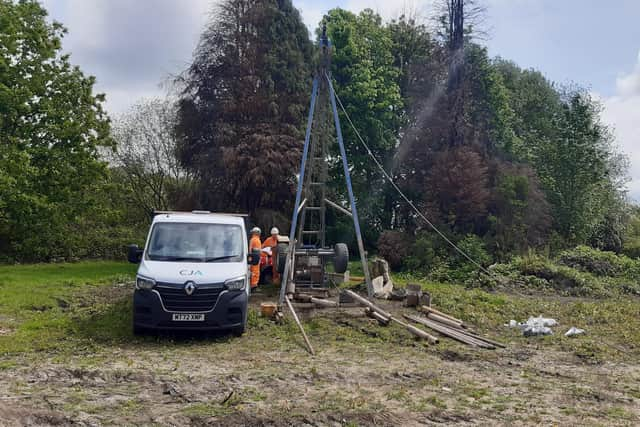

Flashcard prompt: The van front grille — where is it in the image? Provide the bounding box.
[155,283,224,312]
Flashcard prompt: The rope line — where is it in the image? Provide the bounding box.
[325,73,496,279]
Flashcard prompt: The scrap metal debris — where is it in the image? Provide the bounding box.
[404,314,503,349]
[405,283,422,307]
[341,289,505,349]
[344,289,438,344]
[280,286,506,352]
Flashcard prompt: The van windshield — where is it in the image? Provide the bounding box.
[146,222,244,263]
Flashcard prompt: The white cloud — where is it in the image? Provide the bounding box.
[615,51,640,97]
[601,49,640,201]
[43,0,212,114]
[297,2,326,33]
[43,0,437,114]
[344,0,434,21]
[296,0,435,33]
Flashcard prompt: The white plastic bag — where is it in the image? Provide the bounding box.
[526,315,557,327]
[564,326,585,337]
[508,315,557,336]
[523,325,553,336]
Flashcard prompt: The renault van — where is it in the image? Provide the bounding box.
[127,211,260,336]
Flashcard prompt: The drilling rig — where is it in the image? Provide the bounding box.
[277,25,373,305]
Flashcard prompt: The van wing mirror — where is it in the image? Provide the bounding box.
[248,248,261,265]
[127,244,143,264]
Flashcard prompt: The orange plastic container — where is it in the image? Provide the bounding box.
[260,302,278,318]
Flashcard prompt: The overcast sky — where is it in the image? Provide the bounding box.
[41,0,640,200]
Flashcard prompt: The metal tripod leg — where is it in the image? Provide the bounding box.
[279,78,319,305]
[326,75,373,297]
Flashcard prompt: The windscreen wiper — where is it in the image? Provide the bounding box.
[150,256,204,262]
[204,254,241,262]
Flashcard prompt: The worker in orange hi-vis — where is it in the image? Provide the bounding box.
[249,227,262,289]
[261,227,280,283]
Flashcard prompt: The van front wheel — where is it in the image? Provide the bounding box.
[231,325,245,337]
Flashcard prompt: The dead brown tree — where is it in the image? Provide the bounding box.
[434,0,486,147]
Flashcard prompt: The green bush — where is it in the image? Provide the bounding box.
[559,245,640,279]
[472,247,640,297]
[621,239,640,259]
[404,233,440,273]
[454,235,492,271]
[0,202,147,263]
[514,253,607,296]
[621,207,640,259]
[404,233,492,283]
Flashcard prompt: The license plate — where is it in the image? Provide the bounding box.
[172,313,205,321]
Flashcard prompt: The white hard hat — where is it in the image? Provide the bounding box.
[270,227,279,235]
[250,227,261,234]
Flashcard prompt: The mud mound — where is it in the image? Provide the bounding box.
[0,403,71,427]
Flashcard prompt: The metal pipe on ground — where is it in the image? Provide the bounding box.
[410,318,488,348]
[294,294,312,303]
[284,296,315,355]
[417,309,505,347]
[344,290,437,344]
[343,290,392,319]
[365,307,390,326]
[424,312,465,330]
[451,329,506,348]
[392,316,439,344]
[311,297,339,308]
[419,306,464,325]
[404,314,495,349]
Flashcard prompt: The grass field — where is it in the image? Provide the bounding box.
[0,261,137,355]
[0,261,639,425]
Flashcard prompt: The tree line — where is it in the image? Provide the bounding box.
[0,0,632,275]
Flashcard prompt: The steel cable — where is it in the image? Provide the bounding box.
[325,73,497,279]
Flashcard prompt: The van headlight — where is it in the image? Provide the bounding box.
[136,275,156,290]
[225,276,246,291]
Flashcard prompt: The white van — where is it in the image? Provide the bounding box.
[127,211,260,336]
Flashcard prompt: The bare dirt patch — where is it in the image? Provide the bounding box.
[0,283,639,426]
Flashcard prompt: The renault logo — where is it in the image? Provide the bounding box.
[184,281,196,296]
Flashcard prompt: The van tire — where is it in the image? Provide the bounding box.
[133,324,146,336]
[333,243,349,274]
[276,243,289,274]
[232,325,245,337]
